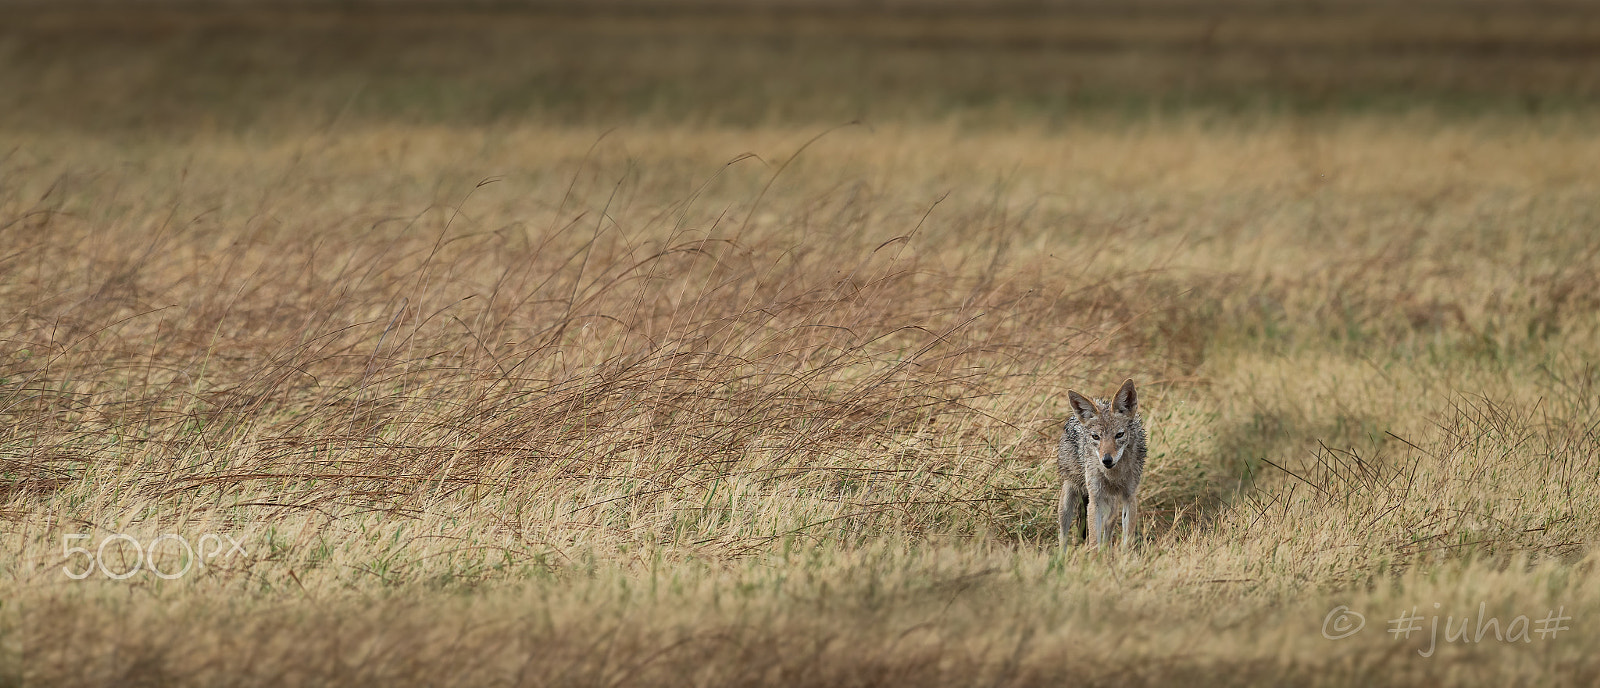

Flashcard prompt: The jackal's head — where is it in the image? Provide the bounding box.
[1067,378,1139,470]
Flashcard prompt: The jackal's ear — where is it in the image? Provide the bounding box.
[1067,390,1096,422]
[1113,378,1138,415]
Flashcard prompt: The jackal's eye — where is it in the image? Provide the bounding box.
[1090,433,1100,441]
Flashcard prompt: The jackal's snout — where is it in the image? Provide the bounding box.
[1099,437,1119,468]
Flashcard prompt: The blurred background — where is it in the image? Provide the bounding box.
[4,0,1599,133]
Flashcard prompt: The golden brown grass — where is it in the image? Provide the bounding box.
[4,5,1600,686]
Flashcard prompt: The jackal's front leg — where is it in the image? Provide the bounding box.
[1090,495,1117,547]
[1121,498,1139,548]
[1058,483,1084,546]
[1084,494,1099,547]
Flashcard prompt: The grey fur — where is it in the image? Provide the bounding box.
[1057,379,1147,548]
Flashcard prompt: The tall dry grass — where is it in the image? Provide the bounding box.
[4,119,1598,685]
[4,5,1600,686]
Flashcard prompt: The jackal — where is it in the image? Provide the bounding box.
[1057,378,1147,548]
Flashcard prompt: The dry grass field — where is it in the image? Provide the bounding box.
[4,3,1600,685]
